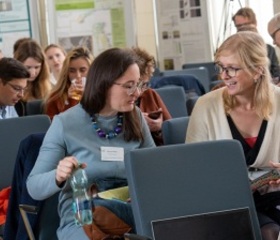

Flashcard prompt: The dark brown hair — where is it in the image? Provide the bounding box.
[0,57,30,83]
[81,47,143,142]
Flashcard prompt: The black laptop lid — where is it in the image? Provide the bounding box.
[151,207,255,240]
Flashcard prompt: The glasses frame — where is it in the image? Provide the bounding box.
[114,81,150,95]
[271,28,280,40]
[7,82,28,95]
[214,64,242,78]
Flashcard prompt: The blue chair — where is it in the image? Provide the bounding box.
[26,99,44,115]
[161,116,189,145]
[154,86,188,118]
[186,96,199,115]
[125,140,262,239]
[151,75,205,98]
[0,115,51,190]
[182,61,218,82]
[161,67,210,92]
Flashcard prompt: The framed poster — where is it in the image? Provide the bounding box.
[154,0,214,70]
[47,0,136,56]
[0,0,39,57]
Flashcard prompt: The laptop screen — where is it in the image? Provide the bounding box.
[151,207,255,240]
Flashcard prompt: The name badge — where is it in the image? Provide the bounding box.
[101,147,124,161]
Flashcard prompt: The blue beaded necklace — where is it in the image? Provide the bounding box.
[91,113,123,139]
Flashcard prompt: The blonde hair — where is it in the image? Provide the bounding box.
[14,40,51,101]
[44,46,93,110]
[214,31,273,119]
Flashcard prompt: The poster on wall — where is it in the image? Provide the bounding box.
[49,0,135,56]
[0,0,32,57]
[154,0,213,70]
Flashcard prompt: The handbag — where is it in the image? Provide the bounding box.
[83,205,132,240]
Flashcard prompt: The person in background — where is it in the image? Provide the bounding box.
[268,13,280,54]
[0,58,30,119]
[132,46,171,146]
[44,44,66,85]
[186,31,280,240]
[13,39,51,115]
[44,46,93,120]
[232,7,280,83]
[13,37,31,54]
[27,47,155,239]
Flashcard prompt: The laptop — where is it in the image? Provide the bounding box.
[151,207,256,240]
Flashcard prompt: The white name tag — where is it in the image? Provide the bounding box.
[101,147,124,161]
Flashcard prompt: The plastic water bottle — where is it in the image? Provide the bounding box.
[70,165,93,226]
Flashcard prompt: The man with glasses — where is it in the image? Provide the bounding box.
[0,57,30,119]
[232,7,280,84]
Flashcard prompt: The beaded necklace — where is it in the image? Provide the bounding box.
[91,113,123,139]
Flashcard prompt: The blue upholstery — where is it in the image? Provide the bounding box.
[182,61,217,82]
[161,116,189,145]
[161,67,210,92]
[125,140,261,239]
[186,96,199,115]
[0,115,51,190]
[154,86,188,118]
[150,75,205,97]
[26,100,44,115]
[4,133,59,240]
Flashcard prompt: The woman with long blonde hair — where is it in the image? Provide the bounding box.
[186,31,280,240]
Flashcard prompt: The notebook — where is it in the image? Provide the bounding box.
[151,207,255,240]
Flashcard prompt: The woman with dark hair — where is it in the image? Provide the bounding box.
[27,48,155,239]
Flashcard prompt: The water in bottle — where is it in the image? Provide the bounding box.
[70,165,93,226]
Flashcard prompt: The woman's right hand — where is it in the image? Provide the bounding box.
[56,156,79,186]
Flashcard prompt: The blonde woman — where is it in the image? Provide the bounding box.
[186,31,280,240]
[44,44,66,85]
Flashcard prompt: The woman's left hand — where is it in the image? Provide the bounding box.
[268,161,280,185]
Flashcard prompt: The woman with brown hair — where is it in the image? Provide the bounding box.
[44,46,93,120]
[14,39,51,102]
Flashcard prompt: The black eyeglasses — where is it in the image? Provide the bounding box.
[114,81,149,95]
[271,28,280,40]
[7,83,28,94]
[214,64,242,77]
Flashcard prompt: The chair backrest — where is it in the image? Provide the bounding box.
[154,86,188,118]
[0,115,51,189]
[161,68,210,92]
[152,75,205,97]
[182,62,217,82]
[186,96,199,115]
[161,116,189,145]
[26,100,44,115]
[125,140,261,239]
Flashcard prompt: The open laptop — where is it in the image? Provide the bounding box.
[151,207,256,240]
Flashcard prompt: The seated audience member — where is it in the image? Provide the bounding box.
[44,47,93,120]
[14,40,51,115]
[232,7,280,81]
[132,46,171,146]
[13,37,31,54]
[26,47,155,239]
[0,58,30,119]
[44,44,66,85]
[186,31,280,240]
